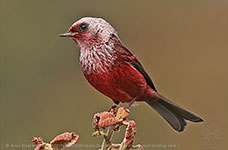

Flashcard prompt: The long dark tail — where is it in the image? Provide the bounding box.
[146,94,203,132]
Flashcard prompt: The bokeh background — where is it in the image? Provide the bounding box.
[1,0,227,150]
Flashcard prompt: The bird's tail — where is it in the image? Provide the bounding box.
[146,94,203,132]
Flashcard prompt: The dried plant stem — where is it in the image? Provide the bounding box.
[94,107,143,150]
[100,126,115,150]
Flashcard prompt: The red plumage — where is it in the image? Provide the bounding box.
[59,17,203,132]
[81,36,158,103]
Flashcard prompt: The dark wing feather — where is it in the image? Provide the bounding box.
[111,38,157,92]
[129,58,157,92]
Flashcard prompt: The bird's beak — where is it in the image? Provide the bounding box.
[59,32,78,37]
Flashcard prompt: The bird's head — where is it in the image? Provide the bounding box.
[59,17,118,48]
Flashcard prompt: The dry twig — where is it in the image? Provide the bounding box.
[92,107,144,150]
[32,132,79,150]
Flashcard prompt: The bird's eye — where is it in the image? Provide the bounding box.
[79,22,89,32]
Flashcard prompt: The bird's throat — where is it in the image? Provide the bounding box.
[79,43,116,75]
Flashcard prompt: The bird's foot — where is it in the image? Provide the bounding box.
[127,97,137,107]
[129,102,139,107]
[108,104,118,113]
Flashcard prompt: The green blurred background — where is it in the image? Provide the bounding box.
[0,0,227,149]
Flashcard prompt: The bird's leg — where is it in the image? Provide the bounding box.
[127,97,137,107]
[108,100,120,112]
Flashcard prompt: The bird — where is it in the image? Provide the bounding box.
[59,17,203,132]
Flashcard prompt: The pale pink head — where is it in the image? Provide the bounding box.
[59,17,118,48]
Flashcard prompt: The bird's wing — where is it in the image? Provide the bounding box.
[129,57,157,92]
[112,39,157,92]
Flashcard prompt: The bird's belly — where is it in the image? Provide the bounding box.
[83,63,148,103]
